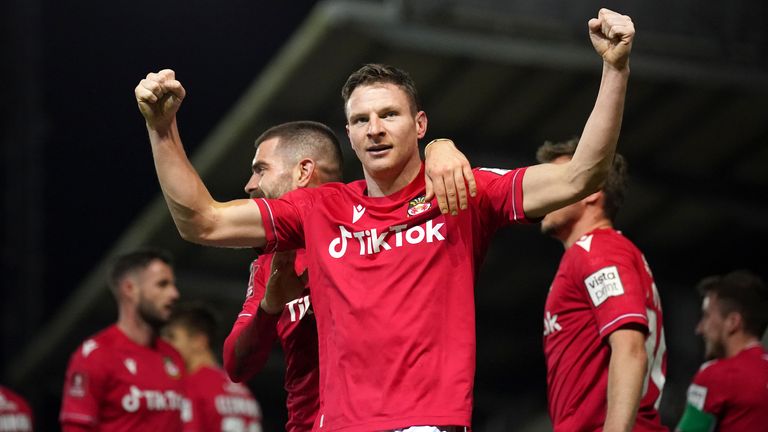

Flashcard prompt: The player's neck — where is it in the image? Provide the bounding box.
[116,315,157,347]
[186,351,217,374]
[563,216,613,249]
[363,155,421,197]
[725,333,761,358]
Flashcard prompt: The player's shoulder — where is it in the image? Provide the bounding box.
[694,359,725,385]
[472,166,525,183]
[573,228,638,257]
[70,326,119,362]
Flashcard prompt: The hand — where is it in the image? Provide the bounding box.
[589,9,635,71]
[424,139,477,215]
[135,69,186,131]
[260,251,308,315]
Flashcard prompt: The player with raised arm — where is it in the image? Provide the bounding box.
[135,8,635,431]
[537,139,667,432]
[222,121,343,431]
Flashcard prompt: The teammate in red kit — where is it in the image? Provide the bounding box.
[164,303,263,432]
[136,8,634,430]
[0,385,34,432]
[221,121,344,432]
[675,270,768,432]
[537,139,667,432]
[60,249,185,432]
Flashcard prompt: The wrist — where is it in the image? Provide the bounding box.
[424,138,455,154]
[259,298,283,315]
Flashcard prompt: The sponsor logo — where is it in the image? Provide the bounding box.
[121,385,184,413]
[687,384,707,410]
[584,266,625,307]
[164,357,180,378]
[81,340,98,358]
[407,195,431,217]
[352,204,366,223]
[68,372,87,398]
[215,395,261,417]
[543,311,562,336]
[124,358,137,375]
[286,295,312,322]
[328,220,445,259]
[0,414,31,431]
[575,234,593,252]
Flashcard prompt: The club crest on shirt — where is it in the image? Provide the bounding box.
[164,357,181,378]
[407,195,431,217]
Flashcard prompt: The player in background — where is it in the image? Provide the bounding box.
[136,8,635,430]
[537,138,667,432]
[0,385,34,432]
[60,248,185,432]
[675,270,768,432]
[221,121,343,432]
[164,303,262,432]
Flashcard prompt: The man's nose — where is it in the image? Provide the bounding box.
[367,116,384,137]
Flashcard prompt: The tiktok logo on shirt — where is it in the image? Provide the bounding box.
[286,295,312,322]
[121,386,184,413]
[327,221,445,259]
[543,311,562,336]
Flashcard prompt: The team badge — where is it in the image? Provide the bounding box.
[164,357,181,378]
[407,195,431,217]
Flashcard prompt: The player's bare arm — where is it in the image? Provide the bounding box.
[423,139,477,216]
[605,328,648,432]
[260,251,308,314]
[136,69,266,247]
[523,8,634,218]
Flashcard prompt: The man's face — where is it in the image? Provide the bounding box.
[540,155,583,239]
[345,83,426,180]
[162,324,196,364]
[133,260,179,330]
[696,294,727,360]
[244,137,296,199]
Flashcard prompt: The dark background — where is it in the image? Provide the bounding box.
[2,0,767,431]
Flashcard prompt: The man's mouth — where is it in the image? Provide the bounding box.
[367,144,393,155]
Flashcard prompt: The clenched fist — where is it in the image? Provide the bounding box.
[589,9,635,71]
[135,69,186,131]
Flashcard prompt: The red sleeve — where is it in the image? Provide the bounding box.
[691,361,727,417]
[59,341,108,428]
[572,236,649,338]
[253,188,319,253]
[473,167,531,230]
[223,255,280,382]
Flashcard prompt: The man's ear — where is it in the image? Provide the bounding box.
[583,190,603,205]
[295,158,316,188]
[724,311,743,335]
[118,277,139,304]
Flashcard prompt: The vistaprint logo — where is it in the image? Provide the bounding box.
[121,385,184,413]
[328,221,445,258]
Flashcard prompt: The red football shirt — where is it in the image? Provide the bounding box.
[686,344,768,431]
[0,385,33,432]
[223,251,319,432]
[60,325,186,431]
[543,228,667,431]
[182,365,261,432]
[254,165,529,431]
